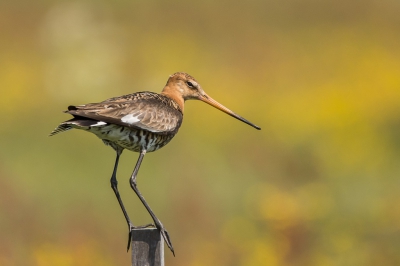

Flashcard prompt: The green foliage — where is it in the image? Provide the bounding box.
[1,1,400,265]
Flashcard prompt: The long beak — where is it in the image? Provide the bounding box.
[198,94,261,130]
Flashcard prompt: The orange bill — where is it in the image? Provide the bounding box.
[198,94,261,130]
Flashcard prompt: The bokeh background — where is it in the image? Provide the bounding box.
[1,0,400,265]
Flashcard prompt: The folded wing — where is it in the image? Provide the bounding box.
[66,92,183,134]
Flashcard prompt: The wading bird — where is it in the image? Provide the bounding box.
[50,72,261,255]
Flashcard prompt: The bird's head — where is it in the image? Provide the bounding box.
[164,72,204,100]
[162,72,261,130]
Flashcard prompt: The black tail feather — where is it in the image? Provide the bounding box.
[49,117,105,136]
[49,124,73,136]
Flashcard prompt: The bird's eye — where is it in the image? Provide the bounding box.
[186,81,195,88]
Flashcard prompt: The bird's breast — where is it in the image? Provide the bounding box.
[89,124,177,152]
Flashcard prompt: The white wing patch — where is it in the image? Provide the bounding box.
[91,121,107,127]
[121,114,140,124]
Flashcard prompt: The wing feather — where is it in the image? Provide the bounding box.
[66,93,182,134]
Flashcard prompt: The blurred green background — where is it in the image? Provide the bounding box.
[1,0,400,265]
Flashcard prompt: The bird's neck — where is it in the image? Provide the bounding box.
[161,86,185,113]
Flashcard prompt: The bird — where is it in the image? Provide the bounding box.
[49,72,261,255]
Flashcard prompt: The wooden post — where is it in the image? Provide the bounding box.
[131,228,164,266]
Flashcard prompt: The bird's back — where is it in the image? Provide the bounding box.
[50,92,183,152]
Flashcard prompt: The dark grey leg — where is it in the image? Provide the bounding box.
[110,148,152,251]
[129,149,175,256]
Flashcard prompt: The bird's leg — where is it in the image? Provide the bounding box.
[129,149,175,256]
[110,148,152,251]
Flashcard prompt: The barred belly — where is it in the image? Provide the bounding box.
[88,124,175,153]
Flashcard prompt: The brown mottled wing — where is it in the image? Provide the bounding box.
[66,92,183,134]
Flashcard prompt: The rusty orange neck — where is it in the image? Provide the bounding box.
[161,86,185,112]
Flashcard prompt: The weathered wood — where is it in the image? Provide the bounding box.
[131,228,164,266]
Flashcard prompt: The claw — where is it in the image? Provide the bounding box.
[127,229,133,252]
[160,227,175,256]
[152,220,175,256]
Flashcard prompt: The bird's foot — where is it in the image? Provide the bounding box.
[154,220,175,256]
[125,221,174,256]
[126,222,154,251]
